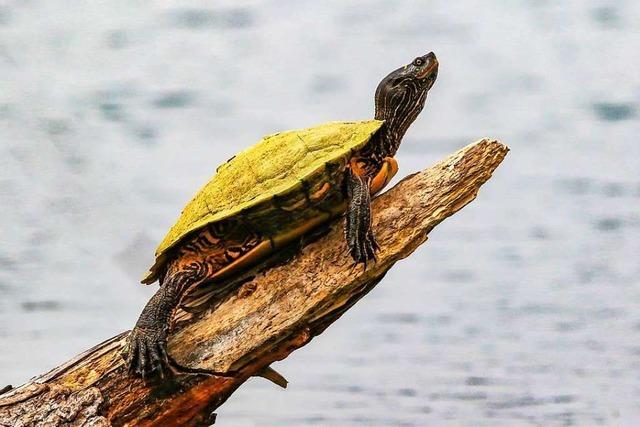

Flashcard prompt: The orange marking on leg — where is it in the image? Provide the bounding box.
[370,157,398,194]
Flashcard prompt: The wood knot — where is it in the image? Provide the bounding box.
[291,327,311,348]
[238,282,257,299]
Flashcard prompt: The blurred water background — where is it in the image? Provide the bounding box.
[1,1,639,425]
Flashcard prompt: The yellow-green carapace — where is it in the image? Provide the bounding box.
[143,120,383,284]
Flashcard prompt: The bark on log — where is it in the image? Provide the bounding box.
[0,139,508,427]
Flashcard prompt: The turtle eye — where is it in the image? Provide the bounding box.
[413,57,424,67]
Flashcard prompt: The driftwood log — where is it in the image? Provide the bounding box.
[0,139,508,426]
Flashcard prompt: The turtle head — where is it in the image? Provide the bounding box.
[373,52,438,155]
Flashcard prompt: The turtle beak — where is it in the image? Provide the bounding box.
[417,52,438,79]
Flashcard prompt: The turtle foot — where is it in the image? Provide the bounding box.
[124,325,171,380]
[348,229,379,268]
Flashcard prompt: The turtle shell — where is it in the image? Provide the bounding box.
[142,119,384,284]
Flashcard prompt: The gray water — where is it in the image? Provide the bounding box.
[1,1,639,426]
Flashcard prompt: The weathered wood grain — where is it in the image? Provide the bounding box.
[0,138,508,427]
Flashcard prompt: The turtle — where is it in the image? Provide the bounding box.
[125,51,439,378]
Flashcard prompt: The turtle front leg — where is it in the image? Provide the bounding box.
[344,168,379,266]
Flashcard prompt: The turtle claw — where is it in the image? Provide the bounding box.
[348,229,379,269]
[125,326,171,380]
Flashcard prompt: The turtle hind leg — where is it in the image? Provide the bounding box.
[125,263,207,379]
[344,168,379,266]
[125,224,264,380]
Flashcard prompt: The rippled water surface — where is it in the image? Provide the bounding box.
[1,1,639,425]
